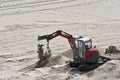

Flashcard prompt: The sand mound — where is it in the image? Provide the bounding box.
[46,49,73,66]
[46,55,70,67]
[35,49,73,67]
[86,60,120,80]
[19,50,73,71]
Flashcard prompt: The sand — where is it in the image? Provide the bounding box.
[0,0,120,80]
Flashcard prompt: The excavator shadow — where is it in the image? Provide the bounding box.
[35,58,49,68]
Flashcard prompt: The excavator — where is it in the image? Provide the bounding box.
[37,30,109,70]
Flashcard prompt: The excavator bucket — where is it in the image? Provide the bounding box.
[36,34,52,68]
[36,43,51,68]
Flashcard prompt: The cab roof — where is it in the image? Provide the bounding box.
[77,37,91,42]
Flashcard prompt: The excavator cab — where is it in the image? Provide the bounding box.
[73,37,92,62]
[70,37,99,68]
[76,38,92,60]
[75,37,99,65]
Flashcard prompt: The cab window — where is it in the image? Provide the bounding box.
[85,41,92,49]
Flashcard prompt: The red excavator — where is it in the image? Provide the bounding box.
[37,30,103,70]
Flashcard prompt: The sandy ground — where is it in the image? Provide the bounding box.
[0,0,120,80]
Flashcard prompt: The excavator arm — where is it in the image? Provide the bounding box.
[38,30,77,57]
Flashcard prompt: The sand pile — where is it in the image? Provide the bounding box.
[46,55,69,67]
[19,50,73,72]
[45,49,73,67]
[86,60,120,80]
[34,50,72,68]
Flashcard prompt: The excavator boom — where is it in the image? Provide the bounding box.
[38,30,77,57]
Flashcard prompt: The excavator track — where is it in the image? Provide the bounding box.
[69,55,111,71]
